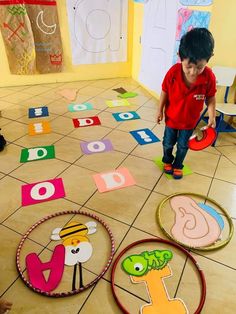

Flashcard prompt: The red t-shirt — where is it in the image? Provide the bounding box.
[162,63,216,129]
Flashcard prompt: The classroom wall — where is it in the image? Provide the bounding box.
[0,0,134,87]
[132,0,236,102]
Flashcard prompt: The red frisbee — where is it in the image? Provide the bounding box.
[188,126,217,151]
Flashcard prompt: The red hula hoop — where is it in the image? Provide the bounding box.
[111,238,206,314]
[16,210,115,297]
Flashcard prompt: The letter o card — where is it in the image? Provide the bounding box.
[21,178,65,206]
[80,139,113,155]
[112,111,140,122]
[73,116,101,128]
[93,168,136,193]
[68,103,93,112]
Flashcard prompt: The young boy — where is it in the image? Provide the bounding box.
[157,28,216,179]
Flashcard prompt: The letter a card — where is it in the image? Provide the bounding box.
[93,168,136,193]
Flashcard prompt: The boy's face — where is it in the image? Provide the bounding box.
[181,59,208,82]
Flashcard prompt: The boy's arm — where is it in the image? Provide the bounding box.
[157,91,168,124]
[206,96,216,128]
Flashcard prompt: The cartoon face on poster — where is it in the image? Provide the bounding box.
[26,220,97,292]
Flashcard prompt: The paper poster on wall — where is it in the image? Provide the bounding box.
[0,0,36,74]
[172,8,211,64]
[0,0,63,74]
[139,0,183,95]
[180,0,213,5]
[25,0,63,73]
[66,0,128,65]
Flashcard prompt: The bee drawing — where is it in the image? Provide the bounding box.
[51,220,97,290]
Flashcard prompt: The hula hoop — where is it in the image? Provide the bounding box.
[16,210,115,297]
[157,192,234,251]
[111,238,206,314]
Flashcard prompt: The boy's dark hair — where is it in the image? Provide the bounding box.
[178,28,214,64]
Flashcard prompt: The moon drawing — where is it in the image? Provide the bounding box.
[36,11,57,35]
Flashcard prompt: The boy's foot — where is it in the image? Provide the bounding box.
[163,163,173,174]
[0,134,6,152]
[173,168,183,179]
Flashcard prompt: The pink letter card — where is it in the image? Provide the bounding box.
[93,168,136,193]
[22,178,65,206]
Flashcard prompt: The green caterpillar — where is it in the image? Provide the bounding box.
[8,5,27,16]
[122,250,173,277]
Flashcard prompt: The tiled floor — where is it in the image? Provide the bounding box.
[0,78,236,314]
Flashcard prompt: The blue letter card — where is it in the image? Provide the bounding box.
[130,128,160,145]
[29,106,49,118]
[112,111,140,122]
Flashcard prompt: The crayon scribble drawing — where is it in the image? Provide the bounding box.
[173,8,211,64]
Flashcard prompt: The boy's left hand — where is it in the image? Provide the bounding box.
[207,118,216,128]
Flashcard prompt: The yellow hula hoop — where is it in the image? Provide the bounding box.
[156,192,234,251]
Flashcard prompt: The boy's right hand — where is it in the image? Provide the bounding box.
[157,112,163,124]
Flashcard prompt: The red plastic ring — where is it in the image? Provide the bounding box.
[16,210,115,297]
[111,238,206,314]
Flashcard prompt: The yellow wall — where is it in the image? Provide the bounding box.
[0,0,134,87]
[1,0,236,102]
[132,1,236,102]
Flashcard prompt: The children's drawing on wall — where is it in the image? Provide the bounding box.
[0,0,63,74]
[134,0,149,3]
[139,0,183,95]
[0,1,36,74]
[26,0,63,73]
[180,0,213,5]
[172,8,211,64]
[66,0,128,65]
[122,249,189,314]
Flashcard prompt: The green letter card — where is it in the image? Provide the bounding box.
[20,146,55,163]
